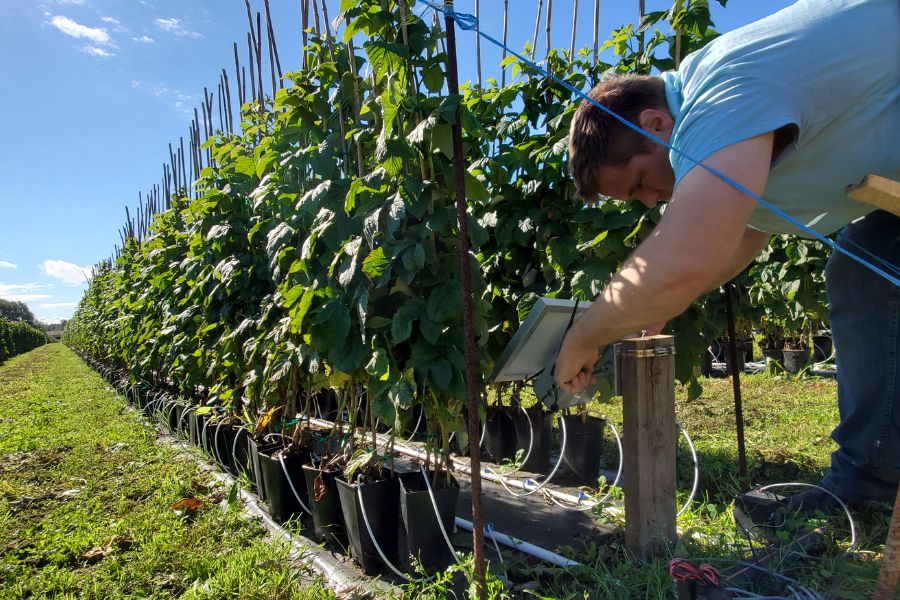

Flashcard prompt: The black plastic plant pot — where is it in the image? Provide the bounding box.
[514,407,552,473]
[257,447,310,523]
[484,407,518,462]
[310,435,343,457]
[812,335,833,362]
[217,423,240,476]
[188,410,203,447]
[312,389,339,421]
[783,348,811,374]
[249,438,279,503]
[400,471,459,572]
[762,348,784,369]
[231,428,253,484]
[336,475,400,575]
[561,415,606,486]
[167,403,184,436]
[302,464,346,544]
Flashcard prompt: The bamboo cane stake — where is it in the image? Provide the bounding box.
[346,32,365,178]
[593,0,599,65]
[320,1,350,178]
[247,33,257,106]
[725,282,749,490]
[179,137,187,195]
[638,0,645,57]
[168,143,178,192]
[310,0,321,38]
[545,0,553,64]
[256,13,264,105]
[570,0,578,57]
[673,0,683,69]
[301,0,309,70]
[222,69,234,132]
[233,42,244,107]
[501,0,509,86]
[217,81,224,131]
[264,0,283,82]
[396,0,428,181]
[443,3,486,597]
[532,0,543,60]
[267,23,277,101]
[475,0,481,87]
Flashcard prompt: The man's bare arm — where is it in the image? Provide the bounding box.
[703,227,771,293]
[555,133,774,392]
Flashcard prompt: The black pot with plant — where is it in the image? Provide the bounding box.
[561,413,606,486]
[400,469,459,572]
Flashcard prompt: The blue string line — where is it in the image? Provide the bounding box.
[422,0,900,288]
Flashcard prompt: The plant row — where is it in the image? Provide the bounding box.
[0,318,48,363]
[64,0,829,493]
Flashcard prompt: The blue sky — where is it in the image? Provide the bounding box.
[0,0,791,323]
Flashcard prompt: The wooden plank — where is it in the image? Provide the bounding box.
[873,482,900,599]
[845,174,900,217]
[620,335,677,559]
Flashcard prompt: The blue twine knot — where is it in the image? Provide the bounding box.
[420,0,478,31]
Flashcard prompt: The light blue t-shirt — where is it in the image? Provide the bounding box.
[661,0,899,236]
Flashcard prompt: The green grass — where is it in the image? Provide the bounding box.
[474,374,895,599]
[0,345,334,599]
[1,346,893,599]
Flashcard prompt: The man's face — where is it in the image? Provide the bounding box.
[593,143,675,209]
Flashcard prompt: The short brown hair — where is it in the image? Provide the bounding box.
[568,74,667,200]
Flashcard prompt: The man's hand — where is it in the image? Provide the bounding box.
[555,330,599,394]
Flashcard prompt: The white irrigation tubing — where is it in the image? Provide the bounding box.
[419,465,464,567]
[306,415,623,517]
[357,484,419,583]
[484,523,504,563]
[454,518,581,568]
[278,453,312,515]
[212,419,228,469]
[546,416,624,512]
[757,482,858,552]
[676,422,700,517]
[231,426,247,475]
[489,408,564,498]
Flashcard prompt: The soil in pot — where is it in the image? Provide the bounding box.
[561,414,606,486]
[302,463,346,545]
[400,471,459,572]
[484,406,518,463]
[336,475,400,575]
[514,406,552,473]
[783,347,811,374]
[258,446,311,523]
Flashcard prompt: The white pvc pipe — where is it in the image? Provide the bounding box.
[454,517,581,568]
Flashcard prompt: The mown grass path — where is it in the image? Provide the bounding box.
[0,344,331,599]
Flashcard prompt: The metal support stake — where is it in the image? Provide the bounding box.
[724,281,748,490]
[444,2,486,597]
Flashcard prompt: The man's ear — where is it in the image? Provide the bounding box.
[637,108,674,137]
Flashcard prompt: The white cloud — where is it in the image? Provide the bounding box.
[101,16,119,25]
[39,302,77,309]
[155,17,201,38]
[57,0,86,5]
[0,283,53,303]
[81,45,115,57]
[132,35,154,43]
[49,15,110,45]
[39,260,91,286]
[0,261,17,269]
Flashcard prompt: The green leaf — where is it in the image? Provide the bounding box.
[426,280,461,324]
[392,301,420,344]
[310,299,350,351]
[363,40,408,82]
[290,289,315,333]
[421,64,444,93]
[432,124,454,159]
[464,171,489,203]
[281,284,304,309]
[362,247,389,279]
